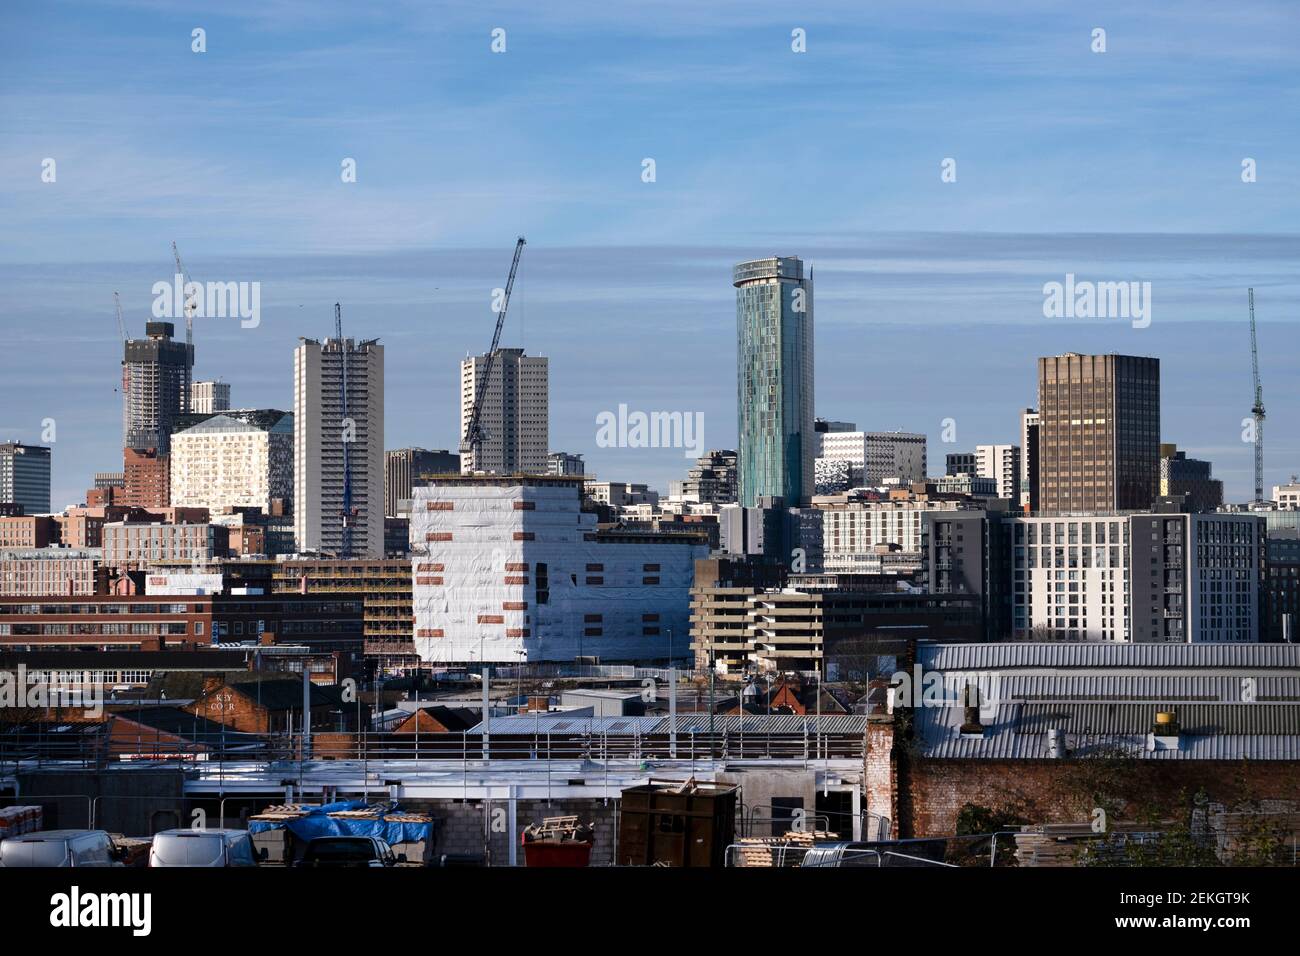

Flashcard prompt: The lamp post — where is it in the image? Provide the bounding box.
[707,647,715,759]
[516,648,525,714]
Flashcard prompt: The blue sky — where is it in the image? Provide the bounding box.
[1,0,1298,506]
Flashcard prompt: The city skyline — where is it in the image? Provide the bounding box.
[3,2,1300,897]
[2,243,1297,508]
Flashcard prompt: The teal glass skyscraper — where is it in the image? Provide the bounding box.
[734,256,814,508]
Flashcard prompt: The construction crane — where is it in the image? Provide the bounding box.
[1248,288,1266,504]
[335,303,358,559]
[171,241,197,409]
[460,236,526,470]
[113,291,127,341]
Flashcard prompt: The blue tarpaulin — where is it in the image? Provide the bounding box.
[248,801,434,845]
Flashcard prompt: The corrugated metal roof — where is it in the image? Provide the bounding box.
[465,713,868,736]
[914,699,1300,759]
[467,714,664,735]
[919,642,1300,671]
[1014,702,1300,735]
[989,675,1300,702]
[665,714,868,735]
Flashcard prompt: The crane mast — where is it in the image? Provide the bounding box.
[113,291,127,341]
[460,236,526,470]
[1249,288,1266,504]
[170,241,197,411]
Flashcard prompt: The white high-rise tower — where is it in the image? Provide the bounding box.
[294,336,384,556]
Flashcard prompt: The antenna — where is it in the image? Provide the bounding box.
[1248,288,1266,503]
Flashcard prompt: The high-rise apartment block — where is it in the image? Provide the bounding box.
[190,380,231,414]
[170,410,293,513]
[1006,512,1262,643]
[930,510,1265,642]
[822,497,973,573]
[670,449,738,505]
[459,348,548,474]
[735,257,814,507]
[975,444,1021,501]
[0,442,51,514]
[1037,353,1160,514]
[294,336,385,557]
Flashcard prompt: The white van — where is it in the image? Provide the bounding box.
[0,830,123,867]
[149,828,259,867]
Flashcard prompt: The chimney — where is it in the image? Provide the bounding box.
[959,683,984,736]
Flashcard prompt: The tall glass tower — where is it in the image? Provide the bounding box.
[734,256,814,507]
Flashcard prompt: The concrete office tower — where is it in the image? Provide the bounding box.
[0,442,51,514]
[170,410,293,512]
[1020,408,1040,511]
[122,321,192,454]
[385,447,460,516]
[1159,444,1224,512]
[190,380,231,415]
[1037,354,1160,515]
[946,452,977,477]
[459,347,548,474]
[864,432,926,485]
[294,336,384,557]
[975,444,1021,501]
[734,256,814,507]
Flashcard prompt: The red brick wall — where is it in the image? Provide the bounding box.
[903,758,1300,837]
[865,721,898,830]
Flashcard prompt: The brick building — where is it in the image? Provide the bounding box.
[0,515,59,549]
[122,447,170,509]
[867,642,1300,840]
[0,548,105,596]
[0,593,363,653]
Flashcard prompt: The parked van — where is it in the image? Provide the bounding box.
[0,830,123,867]
[149,829,259,867]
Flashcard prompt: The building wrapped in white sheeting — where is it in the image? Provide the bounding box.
[411,476,707,664]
